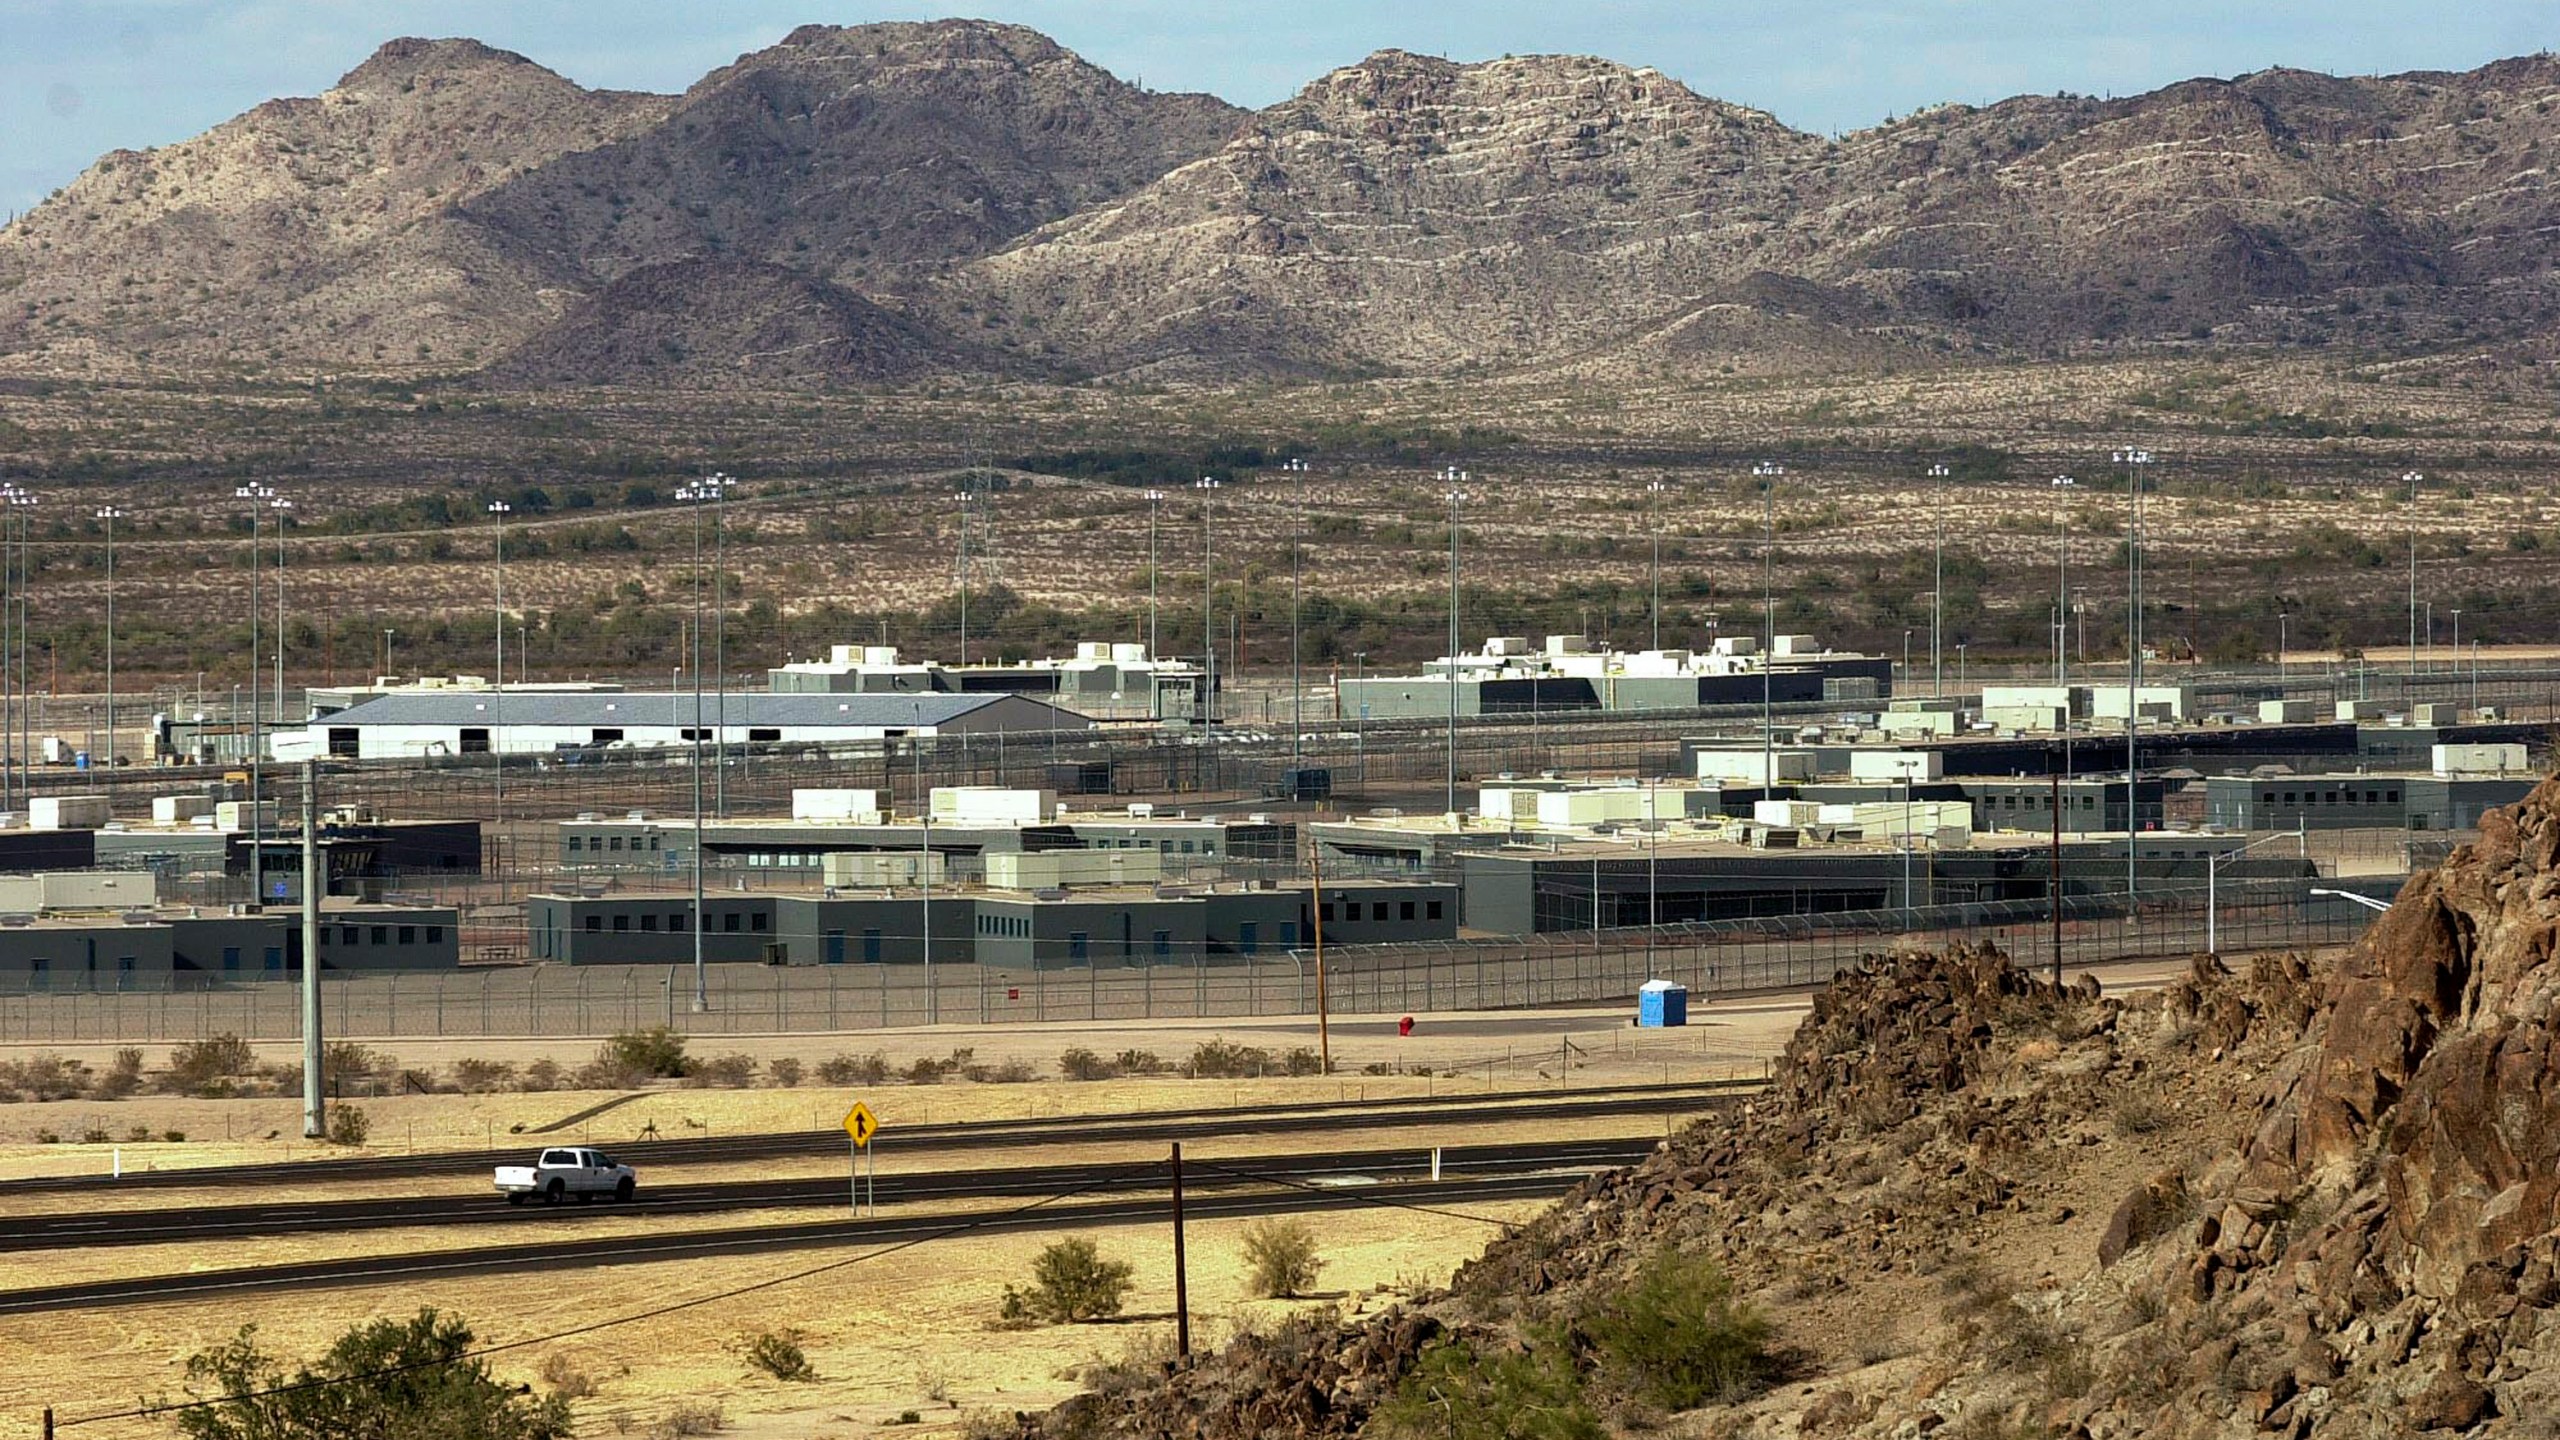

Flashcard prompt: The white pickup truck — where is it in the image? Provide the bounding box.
[494,1147,637,1205]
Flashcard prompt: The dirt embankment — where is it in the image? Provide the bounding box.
[986,777,2560,1439]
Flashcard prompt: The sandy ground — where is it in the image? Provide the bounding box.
[4,1199,1545,1439]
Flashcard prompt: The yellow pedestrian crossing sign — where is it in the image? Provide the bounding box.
[843,1101,878,1149]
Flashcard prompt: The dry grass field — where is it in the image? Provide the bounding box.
[0,351,2551,690]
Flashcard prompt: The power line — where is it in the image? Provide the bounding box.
[57,1172,1135,1428]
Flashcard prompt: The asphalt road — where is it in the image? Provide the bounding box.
[0,1078,1750,1195]
[0,1149,1625,1315]
[0,1136,1659,1252]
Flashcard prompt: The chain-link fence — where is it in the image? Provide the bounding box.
[0,876,2395,1044]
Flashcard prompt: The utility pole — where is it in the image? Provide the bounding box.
[2115,447,2153,923]
[1443,473,1466,817]
[1170,1142,1191,1363]
[234,485,270,910]
[96,506,123,777]
[301,759,324,1140]
[2049,769,2063,989]
[1310,841,1330,1074]
[1928,463,1949,696]
[1754,463,1783,791]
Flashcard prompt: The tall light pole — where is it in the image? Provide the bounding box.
[676,479,714,1013]
[2050,475,2076,683]
[1286,457,1308,770]
[0,484,16,813]
[2114,447,2154,919]
[1753,462,1784,791]
[487,499,510,886]
[94,506,122,777]
[2450,609,2462,698]
[271,494,291,766]
[1443,470,1467,817]
[2403,470,2423,680]
[952,480,970,667]
[915,698,935,1025]
[1646,478,1670,650]
[1927,463,1949,697]
[1195,476,1220,741]
[233,484,271,908]
[709,472,733,820]
[1143,489,1164,661]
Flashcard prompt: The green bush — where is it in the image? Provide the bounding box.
[174,1310,570,1440]
[325,1106,372,1147]
[742,1329,815,1382]
[1185,1038,1272,1079]
[168,1033,257,1094]
[1581,1249,1774,1410]
[1000,1237,1135,1324]
[1058,1046,1118,1081]
[817,1052,891,1085]
[687,1054,757,1089]
[766,1057,804,1088]
[1241,1218,1326,1299]
[601,1026,690,1079]
[1373,1327,1600,1440]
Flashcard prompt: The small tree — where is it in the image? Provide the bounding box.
[1241,1218,1326,1299]
[1581,1249,1774,1410]
[1373,1327,1600,1440]
[1001,1237,1135,1324]
[174,1310,570,1440]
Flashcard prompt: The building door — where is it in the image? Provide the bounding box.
[861,929,882,964]
[823,930,846,965]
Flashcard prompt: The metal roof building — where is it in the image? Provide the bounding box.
[283,691,1091,761]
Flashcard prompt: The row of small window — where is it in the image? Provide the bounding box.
[1319,899,1442,923]
[215,927,443,970]
[581,911,769,934]
[566,834,664,853]
[24,957,140,988]
[1090,837,1217,854]
[1990,794,2100,809]
[2257,790,2399,805]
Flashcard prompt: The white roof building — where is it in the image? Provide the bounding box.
[280,691,1090,761]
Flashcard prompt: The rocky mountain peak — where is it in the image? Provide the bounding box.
[332,36,558,97]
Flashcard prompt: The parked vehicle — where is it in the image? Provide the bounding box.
[493,1147,636,1205]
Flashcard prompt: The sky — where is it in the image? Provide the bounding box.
[4,1,2556,217]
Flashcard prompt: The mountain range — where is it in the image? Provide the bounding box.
[2,20,2555,385]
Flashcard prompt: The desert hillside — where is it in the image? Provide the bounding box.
[991,778,2560,1438]
[3,27,2556,383]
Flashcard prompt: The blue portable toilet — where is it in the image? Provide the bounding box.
[1637,978,1688,1028]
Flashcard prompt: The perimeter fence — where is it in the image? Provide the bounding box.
[0,876,2395,1045]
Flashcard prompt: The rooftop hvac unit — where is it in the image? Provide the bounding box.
[1128,802,1155,818]
[1034,888,1069,902]
[0,913,30,928]
[626,810,649,822]
[119,910,156,925]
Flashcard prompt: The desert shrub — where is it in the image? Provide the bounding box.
[1241,1218,1326,1299]
[766,1057,804,1088]
[574,1053,650,1090]
[742,1329,815,1382]
[2111,1082,2173,1136]
[521,1059,564,1092]
[162,1129,187,1142]
[0,1053,86,1102]
[1115,1049,1167,1076]
[902,1055,952,1085]
[1373,1326,1600,1440]
[963,1056,1036,1084]
[1058,1047,1118,1081]
[1280,1047,1324,1077]
[535,1352,596,1399]
[817,1052,891,1086]
[324,1042,395,1090]
[126,1124,153,1143]
[77,1123,112,1144]
[601,1026,689,1079]
[1184,1039,1272,1079]
[1581,1249,1774,1409]
[167,1033,257,1094]
[172,1310,570,1440]
[643,1401,723,1439]
[325,1106,371,1147]
[451,1058,518,1093]
[687,1054,757,1089]
[98,1047,145,1098]
[1000,1237,1135,1324]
